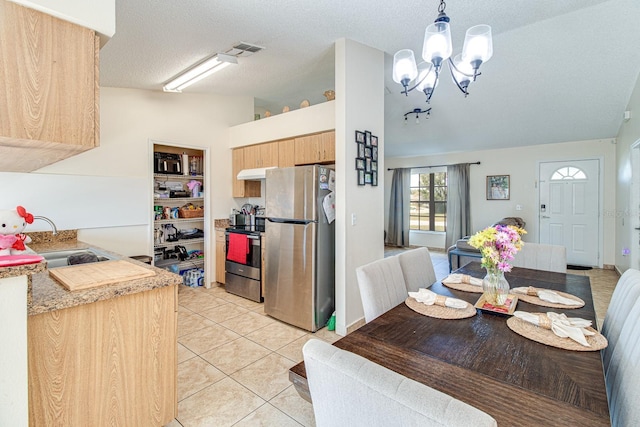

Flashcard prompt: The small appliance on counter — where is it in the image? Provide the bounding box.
[154,152,183,175]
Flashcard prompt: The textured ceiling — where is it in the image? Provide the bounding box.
[99,0,640,157]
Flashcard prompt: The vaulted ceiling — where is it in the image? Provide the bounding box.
[99,0,640,157]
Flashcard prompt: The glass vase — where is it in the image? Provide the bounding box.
[483,269,510,306]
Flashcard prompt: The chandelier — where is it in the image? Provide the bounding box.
[392,0,493,102]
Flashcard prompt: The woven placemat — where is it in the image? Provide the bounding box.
[405,297,476,319]
[442,281,484,293]
[514,290,585,309]
[506,316,607,351]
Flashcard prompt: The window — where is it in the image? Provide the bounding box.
[551,166,587,180]
[410,171,447,231]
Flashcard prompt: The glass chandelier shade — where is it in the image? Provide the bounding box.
[422,22,452,69]
[462,24,493,69]
[415,62,438,97]
[392,49,418,86]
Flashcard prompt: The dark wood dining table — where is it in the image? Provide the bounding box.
[289,262,610,426]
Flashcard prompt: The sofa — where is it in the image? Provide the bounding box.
[447,217,526,271]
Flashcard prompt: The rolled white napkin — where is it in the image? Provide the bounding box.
[511,286,581,306]
[513,311,595,347]
[442,273,483,287]
[408,288,468,310]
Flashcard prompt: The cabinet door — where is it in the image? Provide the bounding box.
[294,135,321,165]
[243,145,261,169]
[215,231,226,284]
[28,285,177,426]
[319,131,335,162]
[232,148,246,197]
[0,1,98,157]
[260,141,279,167]
[278,139,296,168]
[232,148,261,198]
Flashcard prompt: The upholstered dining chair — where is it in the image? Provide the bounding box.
[356,255,407,323]
[303,339,498,427]
[601,268,640,372]
[397,247,437,293]
[510,242,567,273]
[604,296,640,427]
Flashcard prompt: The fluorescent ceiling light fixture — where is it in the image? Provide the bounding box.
[163,53,238,93]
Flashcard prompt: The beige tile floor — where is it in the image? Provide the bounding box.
[166,249,619,427]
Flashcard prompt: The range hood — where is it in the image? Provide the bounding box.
[236,167,276,180]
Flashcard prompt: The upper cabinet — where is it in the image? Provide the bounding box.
[278,139,296,168]
[243,141,278,169]
[294,131,335,165]
[0,0,100,172]
[232,147,261,198]
[232,131,335,198]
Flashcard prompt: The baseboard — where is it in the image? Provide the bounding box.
[602,264,615,270]
[346,317,366,335]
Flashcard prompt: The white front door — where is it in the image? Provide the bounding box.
[539,159,600,267]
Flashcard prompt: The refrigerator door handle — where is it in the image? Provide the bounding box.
[267,218,315,225]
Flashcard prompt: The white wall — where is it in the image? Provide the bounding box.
[335,39,385,335]
[615,71,640,272]
[386,138,617,265]
[36,88,253,265]
[229,101,335,147]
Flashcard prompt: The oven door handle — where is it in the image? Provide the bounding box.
[247,235,260,240]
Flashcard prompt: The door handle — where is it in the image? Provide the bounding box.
[541,215,551,219]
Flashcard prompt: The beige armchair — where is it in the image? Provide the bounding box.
[303,339,498,427]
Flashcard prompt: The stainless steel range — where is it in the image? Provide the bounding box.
[225,226,262,302]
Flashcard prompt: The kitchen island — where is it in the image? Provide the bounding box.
[27,232,180,426]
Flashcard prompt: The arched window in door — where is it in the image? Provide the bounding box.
[550,166,587,180]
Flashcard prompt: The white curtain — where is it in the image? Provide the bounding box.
[445,163,471,249]
[387,168,411,247]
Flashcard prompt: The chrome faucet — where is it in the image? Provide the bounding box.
[34,216,58,235]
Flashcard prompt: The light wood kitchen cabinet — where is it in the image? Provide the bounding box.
[232,148,261,198]
[0,0,100,172]
[244,141,279,168]
[294,131,335,165]
[278,138,296,168]
[28,285,177,426]
[216,230,226,284]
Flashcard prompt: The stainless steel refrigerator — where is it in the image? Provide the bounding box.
[264,165,335,332]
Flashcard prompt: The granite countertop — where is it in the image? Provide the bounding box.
[27,233,182,316]
[0,260,46,279]
[214,218,230,231]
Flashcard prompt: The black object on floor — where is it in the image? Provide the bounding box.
[567,265,593,270]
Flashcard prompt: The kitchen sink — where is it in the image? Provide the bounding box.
[40,248,117,269]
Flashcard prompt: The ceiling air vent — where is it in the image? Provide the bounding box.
[227,42,265,57]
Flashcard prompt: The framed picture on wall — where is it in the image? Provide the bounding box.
[486,175,510,200]
[364,172,373,185]
[358,170,365,186]
[372,171,378,186]
[372,146,378,161]
[355,130,365,144]
[371,135,378,147]
[355,158,365,170]
[365,158,372,172]
[365,131,372,147]
[357,143,365,158]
